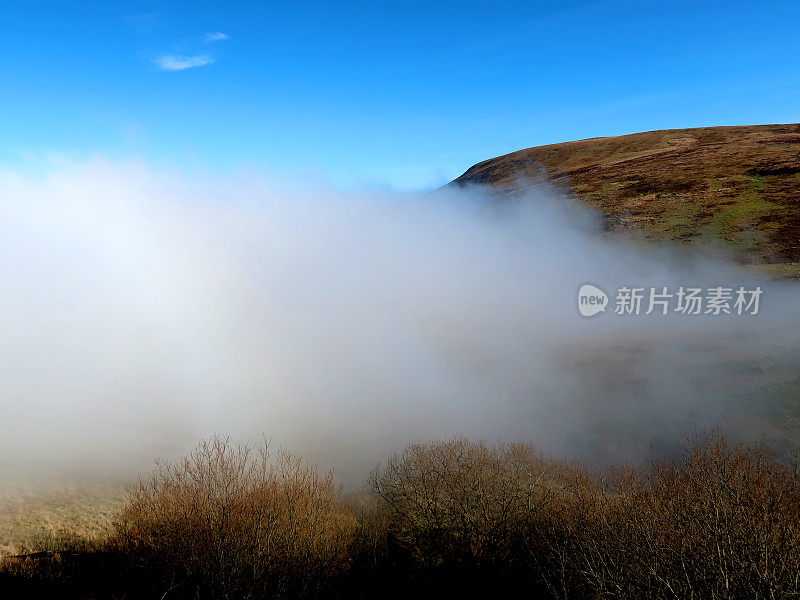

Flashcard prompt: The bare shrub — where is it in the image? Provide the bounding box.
[115,436,356,600]
[344,490,391,570]
[368,434,800,599]
[6,431,800,599]
[540,433,800,599]
[368,437,559,569]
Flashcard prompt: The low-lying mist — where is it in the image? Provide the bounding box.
[1,158,798,485]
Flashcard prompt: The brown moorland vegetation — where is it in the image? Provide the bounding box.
[2,433,799,599]
[452,124,800,277]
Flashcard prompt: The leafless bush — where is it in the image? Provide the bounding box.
[540,433,800,599]
[368,437,560,569]
[344,490,392,570]
[367,434,800,599]
[6,431,800,599]
[115,436,356,600]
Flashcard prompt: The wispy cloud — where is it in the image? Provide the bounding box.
[154,54,213,71]
[203,32,229,42]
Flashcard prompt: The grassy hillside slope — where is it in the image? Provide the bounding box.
[452,124,800,277]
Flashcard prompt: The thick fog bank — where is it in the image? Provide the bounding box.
[1,159,798,484]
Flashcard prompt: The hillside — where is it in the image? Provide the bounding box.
[452,124,800,277]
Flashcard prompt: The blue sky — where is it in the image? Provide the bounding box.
[1,0,799,189]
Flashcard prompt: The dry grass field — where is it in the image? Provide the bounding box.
[0,480,124,556]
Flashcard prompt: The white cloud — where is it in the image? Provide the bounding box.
[154,54,213,71]
[203,31,229,42]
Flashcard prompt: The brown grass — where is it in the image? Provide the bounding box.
[0,482,122,557]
